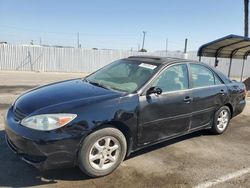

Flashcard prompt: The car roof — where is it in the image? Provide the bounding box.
[124,55,233,82]
[125,55,197,65]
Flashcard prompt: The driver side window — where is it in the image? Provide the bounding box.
[152,64,189,92]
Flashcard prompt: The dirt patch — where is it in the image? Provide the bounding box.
[87,166,189,188]
[0,103,10,110]
[0,85,37,95]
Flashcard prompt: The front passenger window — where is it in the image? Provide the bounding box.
[152,64,189,92]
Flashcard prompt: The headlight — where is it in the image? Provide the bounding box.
[21,114,77,131]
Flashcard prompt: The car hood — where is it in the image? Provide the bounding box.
[14,79,122,115]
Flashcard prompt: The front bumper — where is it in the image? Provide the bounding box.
[4,106,87,170]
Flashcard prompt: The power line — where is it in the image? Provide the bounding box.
[0,25,137,37]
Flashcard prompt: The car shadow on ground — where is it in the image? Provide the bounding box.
[0,129,212,187]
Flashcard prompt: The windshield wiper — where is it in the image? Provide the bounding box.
[85,79,110,90]
[84,78,127,93]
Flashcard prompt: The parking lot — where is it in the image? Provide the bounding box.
[0,71,250,188]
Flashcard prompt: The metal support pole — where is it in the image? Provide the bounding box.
[240,58,246,81]
[228,58,233,77]
[199,56,201,62]
[141,31,146,50]
[214,57,218,67]
[244,0,249,37]
[184,38,188,53]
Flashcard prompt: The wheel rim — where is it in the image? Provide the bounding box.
[88,136,121,171]
[217,109,229,131]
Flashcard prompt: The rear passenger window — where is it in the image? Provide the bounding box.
[190,64,221,88]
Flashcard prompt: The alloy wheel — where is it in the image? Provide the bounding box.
[88,136,121,170]
[217,109,229,131]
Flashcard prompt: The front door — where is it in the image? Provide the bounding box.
[138,63,192,144]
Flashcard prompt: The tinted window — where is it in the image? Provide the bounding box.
[152,64,189,92]
[190,64,221,88]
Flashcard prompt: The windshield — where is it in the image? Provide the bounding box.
[85,60,160,92]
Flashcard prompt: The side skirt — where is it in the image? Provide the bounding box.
[130,123,211,154]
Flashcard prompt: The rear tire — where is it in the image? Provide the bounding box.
[78,127,127,177]
[211,106,231,134]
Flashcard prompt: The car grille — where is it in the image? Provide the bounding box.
[13,108,27,122]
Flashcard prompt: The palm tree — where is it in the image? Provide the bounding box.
[244,0,249,37]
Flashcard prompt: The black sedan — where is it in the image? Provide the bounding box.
[5,56,246,177]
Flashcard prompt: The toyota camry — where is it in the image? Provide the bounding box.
[5,56,246,177]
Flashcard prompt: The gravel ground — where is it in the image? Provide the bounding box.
[0,71,249,188]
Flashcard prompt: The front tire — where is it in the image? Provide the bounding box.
[211,106,231,134]
[78,127,127,177]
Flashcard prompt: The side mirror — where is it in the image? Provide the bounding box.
[146,87,162,96]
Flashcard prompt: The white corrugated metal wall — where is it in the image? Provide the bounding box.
[0,44,249,78]
[0,44,140,73]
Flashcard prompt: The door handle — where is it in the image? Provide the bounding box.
[183,96,192,103]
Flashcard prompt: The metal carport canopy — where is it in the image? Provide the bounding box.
[197,34,250,79]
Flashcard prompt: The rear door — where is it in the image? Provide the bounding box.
[189,63,228,130]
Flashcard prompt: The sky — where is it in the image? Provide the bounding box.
[0,0,245,51]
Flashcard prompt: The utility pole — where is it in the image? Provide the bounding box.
[39,37,42,46]
[184,38,188,53]
[141,31,146,50]
[166,38,168,55]
[77,32,80,48]
[183,38,188,59]
[244,0,249,37]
